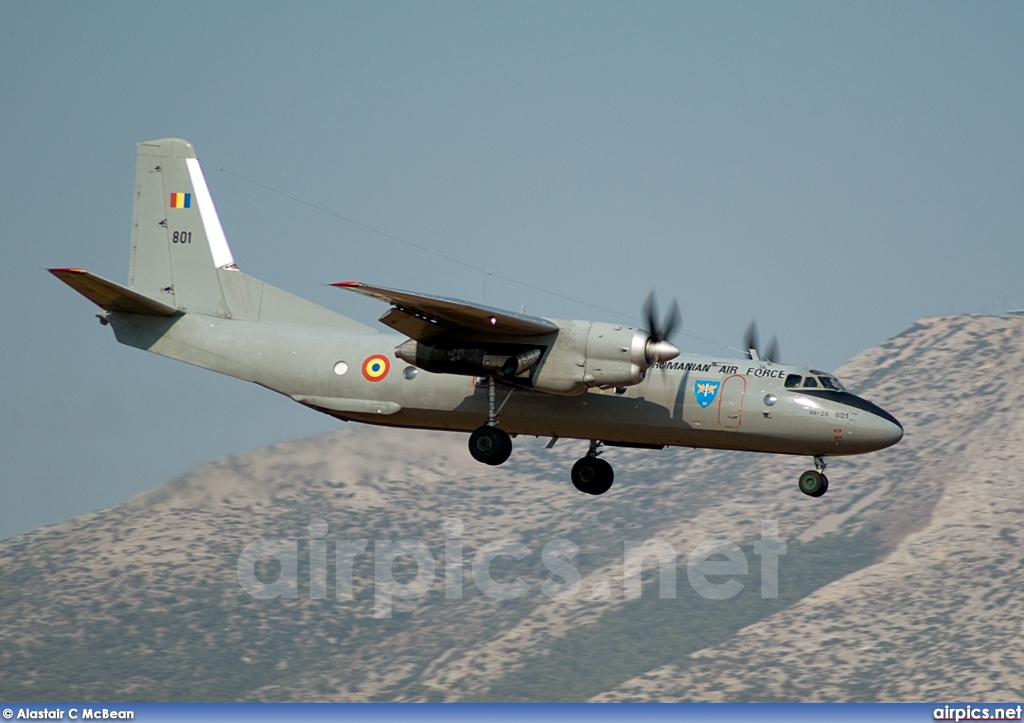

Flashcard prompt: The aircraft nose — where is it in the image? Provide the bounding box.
[858,411,904,451]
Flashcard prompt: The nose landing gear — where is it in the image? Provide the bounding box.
[798,456,829,497]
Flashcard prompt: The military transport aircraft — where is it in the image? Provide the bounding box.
[51,139,903,497]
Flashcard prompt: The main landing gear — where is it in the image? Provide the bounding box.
[798,456,829,497]
[571,441,614,496]
[468,377,513,466]
[467,379,614,495]
[468,426,512,466]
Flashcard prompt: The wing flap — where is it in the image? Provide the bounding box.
[378,306,457,343]
[49,268,182,317]
[332,281,558,341]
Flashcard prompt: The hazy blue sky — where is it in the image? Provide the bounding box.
[2,2,1022,540]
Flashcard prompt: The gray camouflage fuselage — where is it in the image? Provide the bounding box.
[106,298,899,458]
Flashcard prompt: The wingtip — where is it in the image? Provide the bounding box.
[331,281,361,288]
[48,267,86,275]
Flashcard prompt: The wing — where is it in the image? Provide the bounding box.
[332,281,558,342]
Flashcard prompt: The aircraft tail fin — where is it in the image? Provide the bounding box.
[129,138,236,316]
[55,138,374,333]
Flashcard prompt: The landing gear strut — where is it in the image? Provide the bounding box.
[571,440,614,495]
[468,377,512,466]
[798,456,829,497]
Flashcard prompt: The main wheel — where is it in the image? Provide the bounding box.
[798,470,829,497]
[571,457,614,495]
[468,426,513,466]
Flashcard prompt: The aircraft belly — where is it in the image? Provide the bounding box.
[378,379,820,453]
[327,354,815,453]
[127,319,859,456]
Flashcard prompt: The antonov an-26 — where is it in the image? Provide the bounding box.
[51,139,903,497]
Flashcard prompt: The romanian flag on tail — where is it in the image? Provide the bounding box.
[170,192,191,209]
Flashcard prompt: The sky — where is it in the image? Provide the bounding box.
[1,1,1022,541]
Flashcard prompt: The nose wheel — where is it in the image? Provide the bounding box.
[571,441,614,495]
[798,456,829,497]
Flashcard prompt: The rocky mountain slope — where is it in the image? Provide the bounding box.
[1,315,1021,702]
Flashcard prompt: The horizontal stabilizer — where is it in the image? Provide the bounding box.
[49,268,181,317]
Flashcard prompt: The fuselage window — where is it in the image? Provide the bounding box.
[803,377,819,388]
[784,374,802,389]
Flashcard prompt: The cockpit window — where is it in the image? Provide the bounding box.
[807,369,845,391]
[784,374,802,389]
[802,377,819,388]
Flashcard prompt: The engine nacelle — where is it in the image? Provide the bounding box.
[394,340,543,379]
[394,321,678,396]
[504,348,543,377]
[530,321,662,394]
[582,322,648,388]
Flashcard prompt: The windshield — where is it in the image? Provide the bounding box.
[784,372,847,392]
[807,369,846,391]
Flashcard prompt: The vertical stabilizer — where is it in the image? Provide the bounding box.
[122,138,373,332]
[129,139,233,316]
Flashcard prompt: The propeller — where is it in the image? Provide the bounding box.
[743,319,781,363]
[642,291,682,364]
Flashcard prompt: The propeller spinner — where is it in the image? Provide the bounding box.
[642,291,682,364]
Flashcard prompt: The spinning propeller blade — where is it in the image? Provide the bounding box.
[744,319,782,364]
[744,320,760,361]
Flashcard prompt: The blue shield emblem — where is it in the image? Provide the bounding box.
[694,380,721,408]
